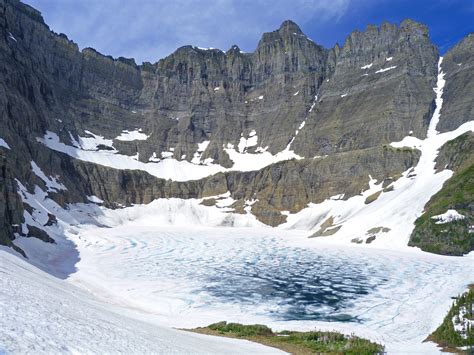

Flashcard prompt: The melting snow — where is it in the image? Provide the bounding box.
[341,94,348,98]
[237,132,258,153]
[149,152,160,162]
[0,137,11,149]
[191,140,211,164]
[87,195,104,204]
[8,32,17,42]
[71,130,115,151]
[39,131,302,181]
[375,66,397,74]
[293,91,299,96]
[30,161,66,192]
[115,129,149,141]
[160,151,173,159]
[432,209,465,224]
[361,63,373,70]
[386,57,393,61]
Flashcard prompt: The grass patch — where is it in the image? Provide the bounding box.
[364,190,382,205]
[409,163,474,255]
[427,286,474,352]
[190,321,385,354]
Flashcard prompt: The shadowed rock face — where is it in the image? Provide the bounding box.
[437,34,474,133]
[0,0,472,248]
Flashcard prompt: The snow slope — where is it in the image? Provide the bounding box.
[0,250,284,354]
[280,57,474,248]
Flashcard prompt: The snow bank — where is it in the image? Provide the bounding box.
[115,129,149,141]
[87,195,104,204]
[432,209,465,224]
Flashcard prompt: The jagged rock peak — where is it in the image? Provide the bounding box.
[226,44,242,55]
[278,20,304,35]
[400,18,429,37]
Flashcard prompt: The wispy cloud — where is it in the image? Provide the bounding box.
[24,0,350,63]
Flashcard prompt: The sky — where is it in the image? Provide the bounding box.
[24,0,473,64]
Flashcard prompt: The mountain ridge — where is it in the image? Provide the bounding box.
[0,0,472,257]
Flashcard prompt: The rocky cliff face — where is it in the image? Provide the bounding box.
[0,0,472,255]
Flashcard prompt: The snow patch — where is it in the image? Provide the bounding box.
[71,130,115,151]
[432,209,465,224]
[0,137,11,149]
[115,129,149,141]
[427,58,446,138]
[361,63,373,70]
[87,195,104,204]
[191,140,211,164]
[39,131,302,181]
[375,66,397,74]
[160,151,173,159]
[238,133,258,153]
[148,152,160,162]
[8,32,17,42]
[30,161,66,192]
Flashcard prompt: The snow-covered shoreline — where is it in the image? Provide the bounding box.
[0,250,285,354]
[8,189,473,353]
[4,183,474,354]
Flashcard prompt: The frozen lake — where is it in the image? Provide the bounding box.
[64,225,473,352]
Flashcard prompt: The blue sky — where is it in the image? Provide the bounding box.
[24,0,473,64]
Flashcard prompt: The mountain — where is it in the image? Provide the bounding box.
[0,0,473,258]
